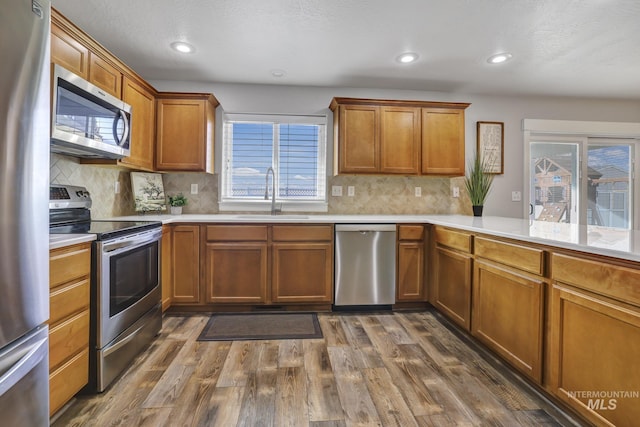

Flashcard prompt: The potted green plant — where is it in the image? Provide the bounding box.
[464,152,494,216]
[168,193,187,215]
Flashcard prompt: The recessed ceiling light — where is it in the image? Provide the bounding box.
[487,52,513,64]
[270,69,287,78]
[170,41,195,54]
[396,52,419,64]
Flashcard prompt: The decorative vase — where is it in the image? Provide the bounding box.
[472,205,483,217]
[170,206,183,215]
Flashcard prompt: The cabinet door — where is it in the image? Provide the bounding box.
[549,284,640,426]
[121,77,155,171]
[272,242,333,303]
[397,241,425,301]
[421,108,465,175]
[51,22,89,79]
[88,53,122,98]
[433,246,472,330]
[338,105,379,173]
[171,225,200,304]
[472,259,544,383]
[156,98,206,171]
[380,106,420,174]
[205,243,268,304]
[160,226,172,311]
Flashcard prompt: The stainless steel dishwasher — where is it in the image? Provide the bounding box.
[334,224,396,308]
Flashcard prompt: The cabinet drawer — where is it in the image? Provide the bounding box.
[50,278,89,325]
[49,310,89,372]
[50,348,89,416]
[206,225,268,241]
[272,225,333,242]
[50,244,91,289]
[552,253,640,306]
[398,225,424,241]
[434,227,471,253]
[475,237,544,276]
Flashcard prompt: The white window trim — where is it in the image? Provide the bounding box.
[218,112,329,213]
[523,119,640,228]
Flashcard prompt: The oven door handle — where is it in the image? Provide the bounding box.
[102,231,161,253]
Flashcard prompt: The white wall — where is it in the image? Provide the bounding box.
[151,80,640,218]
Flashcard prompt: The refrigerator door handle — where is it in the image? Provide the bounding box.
[0,336,48,397]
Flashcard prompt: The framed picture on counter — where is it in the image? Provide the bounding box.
[477,121,504,174]
[131,172,167,212]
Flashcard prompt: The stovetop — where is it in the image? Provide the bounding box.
[49,184,161,241]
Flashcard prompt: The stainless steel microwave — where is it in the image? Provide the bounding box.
[51,64,131,159]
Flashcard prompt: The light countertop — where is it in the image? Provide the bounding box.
[49,233,96,250]
[106,213,640,263]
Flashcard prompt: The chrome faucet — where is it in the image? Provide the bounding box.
[264,167,280,215]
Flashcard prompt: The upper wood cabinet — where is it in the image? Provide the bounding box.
[51,21,89,79]
[330,98,469,176]
[121,77,156,171]
[156,93,219,173]
[421,108,466,175]
[88,53,122,98]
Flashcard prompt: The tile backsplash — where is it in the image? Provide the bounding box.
[51,153,469,218]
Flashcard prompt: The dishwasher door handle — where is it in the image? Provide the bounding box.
[335,224,396,233]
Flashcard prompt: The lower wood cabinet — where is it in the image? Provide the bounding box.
[472,259,544,383]
[396,225,426,301]
[49,242,91,416]
[201,224,333,306]
[160,225,172,311]
[171,225,201,304]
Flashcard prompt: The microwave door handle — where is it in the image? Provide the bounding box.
[113,110,129,147]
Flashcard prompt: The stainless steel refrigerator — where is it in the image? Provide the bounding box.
[0,0,51,425]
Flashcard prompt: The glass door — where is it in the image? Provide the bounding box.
[529,141,580,224]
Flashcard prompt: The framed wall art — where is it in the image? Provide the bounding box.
[131,172,167,212]
[477,121,504,174]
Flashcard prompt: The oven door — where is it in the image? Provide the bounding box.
[95,227,161,348]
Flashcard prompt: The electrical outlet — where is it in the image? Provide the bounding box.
[191,184,198,195]
[414,186,422,197]
[347,186,355,197]
[331,185,343,197]
[452,186,460,198]
[114,181,120,194]
[512,191,522,202]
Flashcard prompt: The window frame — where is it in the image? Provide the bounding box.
[218,113,328,213]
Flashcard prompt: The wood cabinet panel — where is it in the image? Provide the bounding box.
[49,310,89,372]
[88,54,122,98]
[272,242,333,303]
[549,283,640,426]
[380,106,420,174]
[156,94,218,172]
[434,227,472,253]
[433,246,472,330]
[475,236,545,276]
[171,225,201,304]
[205,243,268,304]
[472,260,544,382]
[50,279,89,325]
[161,226,172,311]
[50,349,89,416]
[50,244,91,288]
[51,22,89,78]
[337,104,379,173]
[397,241,425,301]
[552,253,640,306]
[120,76,155,171]
[398,225,424,241]
[272,225,333,241]
[206,225,268,242]
[421,108,465,175]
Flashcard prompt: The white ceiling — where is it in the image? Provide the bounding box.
[52,0,640,100]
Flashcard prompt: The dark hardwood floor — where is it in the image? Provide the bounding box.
[52,310,583,426]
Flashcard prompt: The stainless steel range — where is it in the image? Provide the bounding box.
[50,184,162,392]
